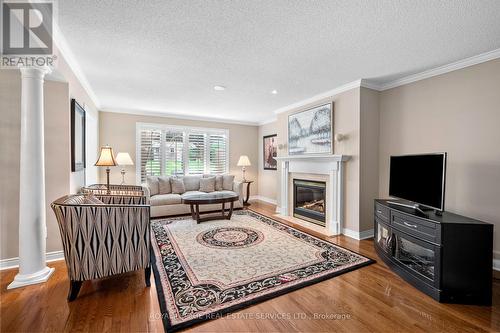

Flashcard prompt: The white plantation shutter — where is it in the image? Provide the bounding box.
[188,133,206,175]
[139,129,162,182]
[209,134,227,174]
[136,124,228,183]
[165,131,185,176]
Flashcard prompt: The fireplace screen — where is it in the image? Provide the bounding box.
[293,179,326,226]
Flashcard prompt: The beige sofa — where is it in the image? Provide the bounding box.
[142,174,243,218]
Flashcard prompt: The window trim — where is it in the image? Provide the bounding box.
[135,122,230,184]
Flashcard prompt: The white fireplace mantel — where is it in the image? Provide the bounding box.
[275,155,350,236]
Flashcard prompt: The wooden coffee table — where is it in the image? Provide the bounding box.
[182,193,239,223]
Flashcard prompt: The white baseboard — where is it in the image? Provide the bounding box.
[0,251,65,271]
[493,259,500,272]
[249,195,277,205]
[343,228,374,240]
[493,250,500,271]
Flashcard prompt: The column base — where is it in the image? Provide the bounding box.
[326,221,341,236]
[7,266,55,289]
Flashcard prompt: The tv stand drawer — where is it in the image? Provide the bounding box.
[391,211,440,244]
[375,203,390,223]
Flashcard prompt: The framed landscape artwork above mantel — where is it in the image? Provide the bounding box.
[288,103,333,155]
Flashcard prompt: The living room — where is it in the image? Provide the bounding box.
[1,1,499,332]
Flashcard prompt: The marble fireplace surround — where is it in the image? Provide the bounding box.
[274,155,350,236]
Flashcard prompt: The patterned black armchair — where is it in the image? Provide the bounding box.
[51,193,151,301]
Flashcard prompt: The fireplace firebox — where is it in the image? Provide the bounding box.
[293,179,326,226]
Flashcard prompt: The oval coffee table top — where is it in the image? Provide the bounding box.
[182,192,239,205]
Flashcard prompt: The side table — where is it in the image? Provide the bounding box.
[242,180,254,206]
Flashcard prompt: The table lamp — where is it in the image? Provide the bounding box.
[237,155,251,181]
[95,145,117,193]
[115,152,134,185]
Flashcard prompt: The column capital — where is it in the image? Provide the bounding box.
[19,66,51,80]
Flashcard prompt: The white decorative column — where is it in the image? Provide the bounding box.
[8,67,54,289]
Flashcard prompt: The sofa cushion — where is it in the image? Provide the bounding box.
[146,176,159,196]
[216,190,238,197]
[199,177,215,192]
[171,178,186,194]
[158,176,171,194]
[181,191,205,199]
[150,193,182,206]
[222,175,235,191]
[182,175,202,191]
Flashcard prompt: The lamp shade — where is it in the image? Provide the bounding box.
[115,152,134,166]
[237,155,251,167]
[94,146,117,166]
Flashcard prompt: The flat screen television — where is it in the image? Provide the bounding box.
[389,153,447,211]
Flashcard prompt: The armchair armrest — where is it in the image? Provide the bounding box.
[82,184,149,205]
[233,180,244,204]
[141,183,151,204]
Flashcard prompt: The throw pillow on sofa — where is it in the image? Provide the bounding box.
[199,177,216,192]
[182,175,201,191]
[171,177,186,194]
[158,176,172,194]
[147,176,160,196]
[204,174,223,191]
[222,175,235,191]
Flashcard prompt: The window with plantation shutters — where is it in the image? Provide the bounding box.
[188,133,206,175]
[139,129,162,182]
[165,131,184,177]
[136,123,229,184]
[209,134,227,174]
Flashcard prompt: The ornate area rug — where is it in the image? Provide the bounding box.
[151,210,374,332]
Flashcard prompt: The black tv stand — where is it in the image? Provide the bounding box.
[374,199,493,305]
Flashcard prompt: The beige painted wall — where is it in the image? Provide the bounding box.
[359,87,380,232]
[379,58,500,258]
[98,112,259,189]
[257,121,278,202]
[274,87,363,232]
[52,48,99,193]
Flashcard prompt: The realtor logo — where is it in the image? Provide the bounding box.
[2,1,53,55]
[1,0,56,68]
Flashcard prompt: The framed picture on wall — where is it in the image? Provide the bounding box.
[263,134,277,170]
[288,103,333,155]
[71,99,86,172]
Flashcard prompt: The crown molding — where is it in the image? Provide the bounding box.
[359,79,383,91]
[377,47,500,91]
[258,117,277,126]
[52,24,101,109]
[273,79,364,115]
[100,108,260,126]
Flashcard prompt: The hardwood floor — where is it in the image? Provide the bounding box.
[1,200,499,332]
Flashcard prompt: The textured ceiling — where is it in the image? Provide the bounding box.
[57,0,500,124]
